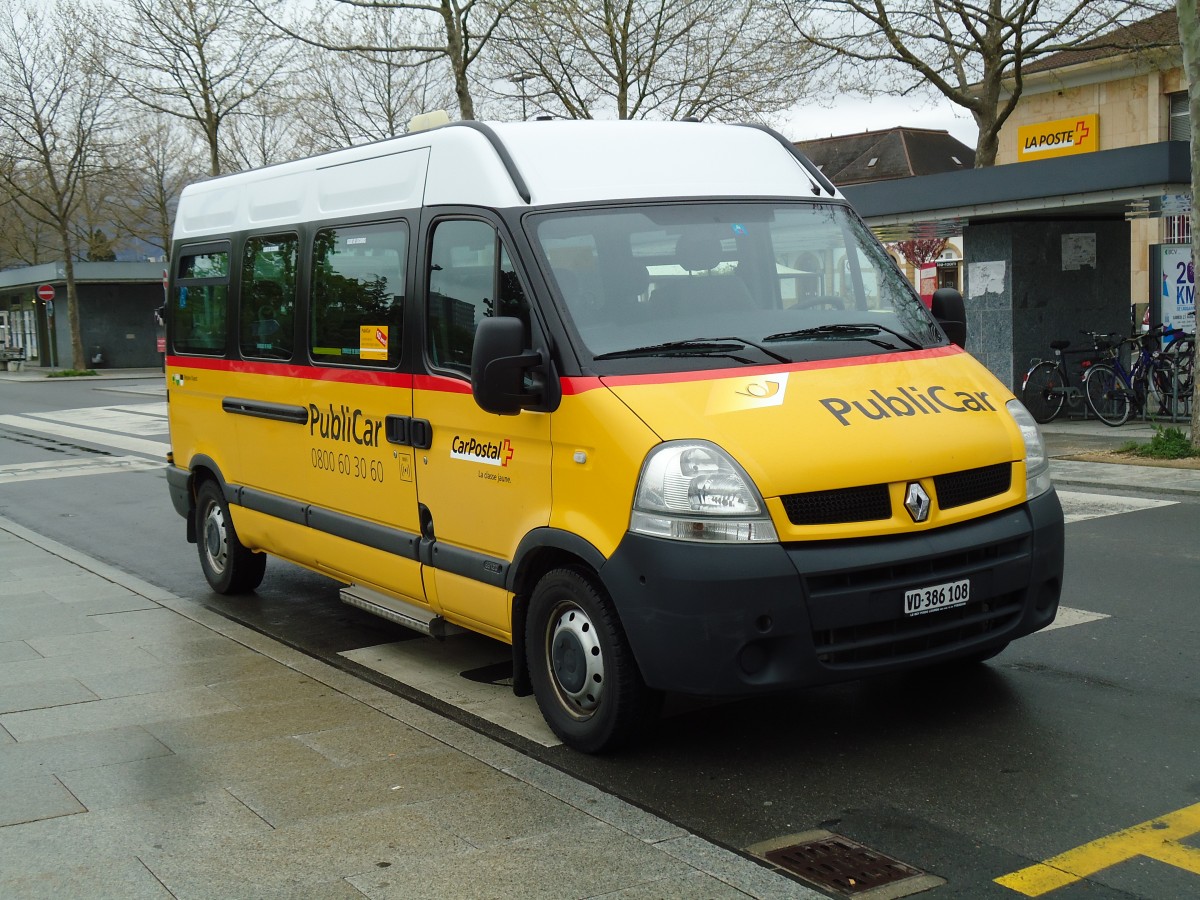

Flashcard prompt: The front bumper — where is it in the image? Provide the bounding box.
[599,489,1064,695]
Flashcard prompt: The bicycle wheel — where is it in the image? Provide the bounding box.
[1147,357,1178,417]
[1021,362,1066,423]
[1084,363,1131,426]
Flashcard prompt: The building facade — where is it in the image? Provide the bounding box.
[992,10,1188,324]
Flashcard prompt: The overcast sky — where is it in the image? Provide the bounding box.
[780,94,979,150]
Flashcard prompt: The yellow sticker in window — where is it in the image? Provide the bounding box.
[360,325,389,360]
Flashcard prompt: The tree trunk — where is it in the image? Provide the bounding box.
[1179,0,1200,447]
[60,248,86,371]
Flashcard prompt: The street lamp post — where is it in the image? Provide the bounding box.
[512,73,533,121]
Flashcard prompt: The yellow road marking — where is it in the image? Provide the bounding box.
[996,802,1200,896]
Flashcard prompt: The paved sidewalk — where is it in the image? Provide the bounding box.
[0,516,820,900]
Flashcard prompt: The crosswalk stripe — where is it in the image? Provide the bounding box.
[0,456,165,483]
[1057,490,1176,524]
[26,402,167,436]
[0,414,168,458]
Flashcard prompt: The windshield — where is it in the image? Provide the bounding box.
[529,202,944,370]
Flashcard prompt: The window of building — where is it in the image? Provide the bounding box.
[240,234,297,360]
[1169,91,1190,142]
[173,245,230,356]
[1163,215,1192,244]
[310,221,407,367]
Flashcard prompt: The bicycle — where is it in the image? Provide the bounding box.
[1083,326,1178,427]
[1021,331,1113,424]
[1162,316,1195,414]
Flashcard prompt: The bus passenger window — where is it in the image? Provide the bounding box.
[310,221,407,367]
[240,234,297,360]
[172,245,230,356]
[427,220,529,374]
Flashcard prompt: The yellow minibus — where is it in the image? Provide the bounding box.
[165,119,1064,752]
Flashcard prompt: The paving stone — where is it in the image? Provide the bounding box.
[0,645,166,686]
[203,671,348,709]
[0,859,175,899]
[0,605,110,642]
[0,685,241,741]
[77,653,281,700]
[0,640,40,664]
[228,749,503,827]
[143,694,380,751]
[0,772,85,827]
[293,719,448,767]
[0,677,98,713]
[589,870,756,899]
[57,735,334,809]
[346,820,698,900]
[139,806,471,899]
[0,725,172,779]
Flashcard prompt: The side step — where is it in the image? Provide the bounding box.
[339,585,464,640]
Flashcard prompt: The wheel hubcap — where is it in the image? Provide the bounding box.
[547,604,604,714]
[203,502,228,574]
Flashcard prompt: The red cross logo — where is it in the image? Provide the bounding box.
[1075,120,1090,143]
[502,439,514,467]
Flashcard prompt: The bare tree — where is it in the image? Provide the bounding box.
[108,114,207,260]
[107,0,295,176]
[0,0,117,369]
[780,0,1175,166]
[1176,0,1200,447]
[488,0,802,121]
[252,0,518,121]
[291,10,456,151]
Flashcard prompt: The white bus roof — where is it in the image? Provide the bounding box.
[173,120,843,241]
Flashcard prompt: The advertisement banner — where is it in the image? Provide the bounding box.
[1158,244,1197,333]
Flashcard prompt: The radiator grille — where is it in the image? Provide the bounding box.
[935,463,1012,510]
[781,484,890,526]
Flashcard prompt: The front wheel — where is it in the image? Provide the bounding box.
[1084,363,1131,427]
[526,567,657,753]
[1021,362,1065,424]
[195,479,266,594]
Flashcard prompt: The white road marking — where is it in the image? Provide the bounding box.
[1057,490,1176,524]
[0,413,168,458]
[27,402,168,436]
[341,636,561,747]
[1041,606,1111,632]
[0,456,165,484]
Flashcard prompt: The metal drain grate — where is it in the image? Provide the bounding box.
[764,834,924,895]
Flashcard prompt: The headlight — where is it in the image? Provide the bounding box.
[630,441,778,542]
[1008,400,1052,499]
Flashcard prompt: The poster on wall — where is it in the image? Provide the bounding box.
[1158,244,1197,333]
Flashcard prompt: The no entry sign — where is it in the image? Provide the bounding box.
[36,284,55,302]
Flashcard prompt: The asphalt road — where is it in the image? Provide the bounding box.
[2,374,1198,899]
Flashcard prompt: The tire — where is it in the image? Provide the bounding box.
[1021,362,1065,424]
[1084,363,1131,427]
[195,479,266,594]
[1147,358,1178,417]
[525,567,657,754]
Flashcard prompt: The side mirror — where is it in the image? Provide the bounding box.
[931,287,967,348]
[471,317,544,415]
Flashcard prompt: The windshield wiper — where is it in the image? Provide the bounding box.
[762,323,923,351]
[593,336,790,364]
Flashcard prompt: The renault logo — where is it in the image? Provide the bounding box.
[904,483,931,523]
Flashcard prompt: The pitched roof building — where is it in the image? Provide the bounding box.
[794,127,975,185]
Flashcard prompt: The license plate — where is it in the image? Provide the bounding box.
[904,579,970,616]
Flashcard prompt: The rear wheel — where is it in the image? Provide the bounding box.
[1021,362,1065,424]
[195,480,266,594]
[526,567,657,754]
[1084,363,1131,427]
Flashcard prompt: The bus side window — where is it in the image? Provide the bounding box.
[172,245,230,356]
[310,221,407,367]
[427,219,528,374]
[240,234,297,360]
